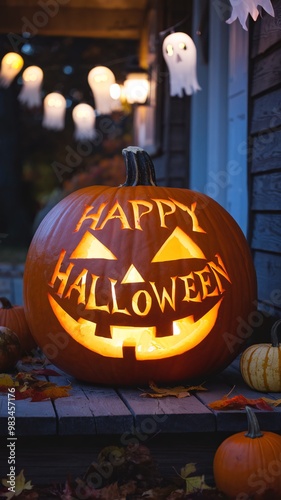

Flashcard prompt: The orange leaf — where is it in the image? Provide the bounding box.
[30,384,72,402]
[208,394,273,411]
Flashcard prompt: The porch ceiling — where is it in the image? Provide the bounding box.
[0,0,149,39]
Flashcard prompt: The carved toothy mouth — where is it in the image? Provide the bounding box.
[48,293,223,360]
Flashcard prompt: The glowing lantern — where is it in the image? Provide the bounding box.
[42,92,66,131]
[88,66,115,115]
[124,73,150,104]
[72,103,96,141]
[226,0,275,31]
[0,52,24,88]
[162,32,201,97]
[23,147,257,385]
[18,66,43,108]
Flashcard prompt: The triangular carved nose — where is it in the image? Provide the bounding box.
[121,265,145,284]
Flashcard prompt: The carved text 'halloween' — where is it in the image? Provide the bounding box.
[49,250,231,317]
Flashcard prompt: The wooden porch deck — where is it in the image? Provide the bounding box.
[1,356,281,487]
[1,357,281,437]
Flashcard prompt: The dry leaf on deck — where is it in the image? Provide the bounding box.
[30,384,71,402]
[208,394,273,411]
[140,381,206,398]
[262,397,281,407]
[0,374,19,387]
[0,372,72,402]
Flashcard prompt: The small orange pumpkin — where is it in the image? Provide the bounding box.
[0,297,36,354]
[0,326,22,371]
[240,319,281,392]
[213,406,281,499]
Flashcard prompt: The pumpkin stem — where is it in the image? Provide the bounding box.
[122,146,157,187]
[0,297,13,309]
[271,319,281,348]
[245,406,263,438]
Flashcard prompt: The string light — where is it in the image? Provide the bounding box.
[0,52,24,88]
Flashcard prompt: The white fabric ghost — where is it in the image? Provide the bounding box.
[88,66,116,115]
[226,0,275,31]
[162,32,201,97]
[18,66,43,108]
[42,92,66,131]
[72,103,96,141]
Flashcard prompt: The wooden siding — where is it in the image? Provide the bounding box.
[153,0,192,188]
[248,0,281,320]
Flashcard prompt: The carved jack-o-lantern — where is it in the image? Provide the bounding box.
[23,147,257,385]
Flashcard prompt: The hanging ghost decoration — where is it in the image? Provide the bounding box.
[18,66,43,108]
[88,66,116,115]
[226,0,275,31]
[0,52,23,88]
[162,32,201,97]
[42,92,66,131]
[72,103,96,141]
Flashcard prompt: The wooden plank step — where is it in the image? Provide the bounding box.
[48,365,134,435]
[117,387,216,433]
[78,384,133,435]
[13,398,57,436]
[49,373,97,436]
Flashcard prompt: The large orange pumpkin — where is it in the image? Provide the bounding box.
[23,147,257,384]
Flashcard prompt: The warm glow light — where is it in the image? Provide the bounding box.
[48,293,222,360]
[18,66,43,108]
[88,66,116,115]
[110,83,121,100]
[72,103,96,141]
[42,92,66,131]
[162,32,201,97]
[124,73,150,104]
[0,52,24,88]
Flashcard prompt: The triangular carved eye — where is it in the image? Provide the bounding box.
[152,226,206,262]
[70,231,117,260]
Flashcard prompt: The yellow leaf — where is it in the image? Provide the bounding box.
[180,463,197,478]
[262,397,281,407]
[1,469,33,499]
[0,374,19,387]
[185,475,213,494]
[31,384,72,401]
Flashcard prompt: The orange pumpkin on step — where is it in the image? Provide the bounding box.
[23,147,257,384]
[213,406,281,499]
[0,297,36,354]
